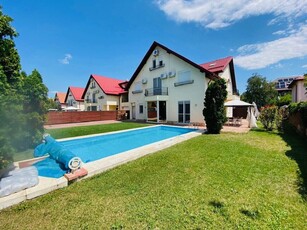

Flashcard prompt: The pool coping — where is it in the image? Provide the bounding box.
[0,125,202,210]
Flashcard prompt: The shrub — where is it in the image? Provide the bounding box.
[203,78,227,134]
[288,102,307,127]
[276,94,292,107]
[259,106,277,131]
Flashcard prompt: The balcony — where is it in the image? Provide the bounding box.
[145,87,168,96]
[149,63,165,71]
[85,99,98,103]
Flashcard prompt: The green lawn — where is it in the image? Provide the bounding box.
[2,127,307,229]
[13,122,151,161]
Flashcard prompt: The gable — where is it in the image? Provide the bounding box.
[200,56,238,95]
[65,87,84,102]
[126,41,216,90]
[55,92,66,103]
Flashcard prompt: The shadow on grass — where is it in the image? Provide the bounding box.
[279,125,307,200]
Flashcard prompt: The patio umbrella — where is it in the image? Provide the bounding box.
[224,99,252,107]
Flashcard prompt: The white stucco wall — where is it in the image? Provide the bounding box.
[129,46,209,123]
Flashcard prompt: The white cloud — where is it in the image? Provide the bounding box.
[58,54,72,64]
[155,0,307,70]
[154,0,307,29]
[302,64,307,68]
[234,24,307,69]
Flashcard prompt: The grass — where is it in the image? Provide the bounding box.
[2,126,307,229]
[13,122,151,161]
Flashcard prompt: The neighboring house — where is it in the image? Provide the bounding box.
[288,76,307,102]
[125,41,238,124]
[54,92,67,109]
[273,77,296,95]
[81,74,127,111]
[54,92,67,110]
[64,86,85,111]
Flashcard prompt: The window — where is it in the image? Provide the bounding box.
[92,93,97,103]
[149,58,164,71]
[174,70,194,86]
[86,95,90,103]
[139,104,144,114]
[178,101,190,123]
[91,81,96,88]
[68,100,74,106]
[121,93,128,103]
[179,70,191,82]
[153,77,162,95]
[132,81,142,94]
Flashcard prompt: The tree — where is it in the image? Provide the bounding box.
[0,7,21,88]
[0,7,49,169]
[203,78,227,134]
[241,73,278,108]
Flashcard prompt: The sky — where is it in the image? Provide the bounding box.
[2,0,307,97]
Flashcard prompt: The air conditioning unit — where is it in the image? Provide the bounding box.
[142,79,147,84]
[160,73,167,79]
[153,49,159,56]
[168,71,176,78]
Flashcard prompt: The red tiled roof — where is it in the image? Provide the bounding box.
[68,87,85,101]
[55,92,66,103]
[200,56,233,73]
[91,74,126,95]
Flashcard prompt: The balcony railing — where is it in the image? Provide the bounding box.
[85,99,98,103]
[145,87,168,96]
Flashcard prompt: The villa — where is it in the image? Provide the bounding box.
[81,74,127,111]
[125,41,239,124]
[54,92,67,110]
[64,86,85,111]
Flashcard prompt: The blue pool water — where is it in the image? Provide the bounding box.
[61,125,194,163]
[34,126,195,178]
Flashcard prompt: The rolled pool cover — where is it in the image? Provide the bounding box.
[34,134,82,171]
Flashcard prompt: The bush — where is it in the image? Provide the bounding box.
[259,106,278,131]
[276,94,292,107]
[288,102,307,127]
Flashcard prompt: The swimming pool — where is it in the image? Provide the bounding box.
[60,125,195,163]
[34,125,196,178]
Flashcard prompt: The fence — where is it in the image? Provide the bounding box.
[45,111,125,125]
